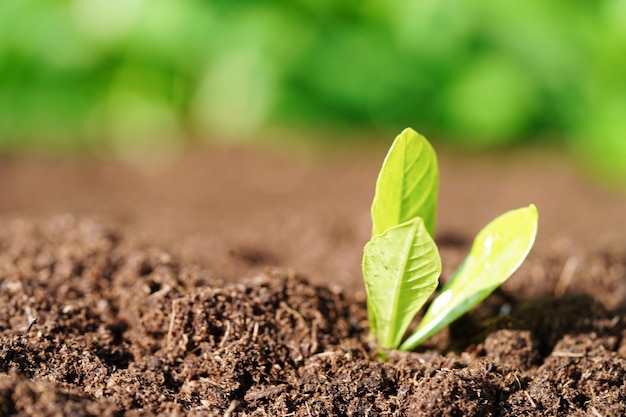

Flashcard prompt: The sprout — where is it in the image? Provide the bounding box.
[363,128,538,351]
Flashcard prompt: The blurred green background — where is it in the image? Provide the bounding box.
[1,0,625,184]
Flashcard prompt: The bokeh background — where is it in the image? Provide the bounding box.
[1,0,625,186]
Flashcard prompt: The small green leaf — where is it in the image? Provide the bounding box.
[371,128,439,238]
[400,204,538,351]
[363,217,441,349]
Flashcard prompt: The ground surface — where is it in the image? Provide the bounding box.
[1,142,626,415]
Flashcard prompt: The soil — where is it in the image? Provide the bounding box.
[1,142,626,416]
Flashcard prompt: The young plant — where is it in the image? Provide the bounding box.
[363,128,538,351]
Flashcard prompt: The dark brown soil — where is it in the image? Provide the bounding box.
[1,144,626,416]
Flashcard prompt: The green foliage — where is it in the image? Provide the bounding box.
[400,204,538,351]
[363,129,538,351]
[371,128,438,238]
[363,217,441,349]
[0,1,624,184]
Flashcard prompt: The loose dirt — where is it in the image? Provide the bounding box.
[1,143,626,416]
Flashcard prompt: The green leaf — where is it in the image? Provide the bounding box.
[371,128,439,238]
[400,204,538,351]
[363,217,441,349]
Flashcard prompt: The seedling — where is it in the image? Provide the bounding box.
[363,128,538,351]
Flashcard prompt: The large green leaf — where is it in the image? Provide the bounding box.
[363,217,441,349]
[400,204,538,351]
[371,128,439,238]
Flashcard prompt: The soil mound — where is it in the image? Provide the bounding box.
[1,216,626,416]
